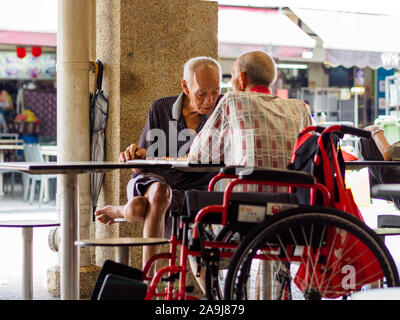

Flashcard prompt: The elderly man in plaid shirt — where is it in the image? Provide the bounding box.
[186,51,312,293]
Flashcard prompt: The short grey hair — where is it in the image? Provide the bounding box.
[183,56,222,86]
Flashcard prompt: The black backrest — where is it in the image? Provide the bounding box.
[183,189,298,225]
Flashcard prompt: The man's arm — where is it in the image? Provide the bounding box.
[120,110,151,162]
[119,144,146,162]
[138,103,157,151]
[120,102,158,173]
[364,125,391,160]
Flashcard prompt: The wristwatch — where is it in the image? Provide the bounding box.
[371,127,384,137]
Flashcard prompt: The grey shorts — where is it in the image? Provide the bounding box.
[127,172,166,200]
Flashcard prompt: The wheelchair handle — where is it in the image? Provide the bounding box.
[322,125,371,139]
[300,126,327,135]
[340,125,371,138]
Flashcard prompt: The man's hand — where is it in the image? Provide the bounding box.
[120,144,147,173]
[119,144,147,163]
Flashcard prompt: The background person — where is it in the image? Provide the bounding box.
[0,83,13,133]
[360,125,400,209]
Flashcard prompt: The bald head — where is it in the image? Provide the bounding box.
[231,51,277,91]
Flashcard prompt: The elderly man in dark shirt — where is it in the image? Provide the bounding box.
[95,56,222,278]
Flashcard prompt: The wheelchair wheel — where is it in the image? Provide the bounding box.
[224,206,400,300]
[204,226,242,300]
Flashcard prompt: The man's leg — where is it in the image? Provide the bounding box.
[95,180,172,278]
[94,196,148,225]
[142,182,172,277]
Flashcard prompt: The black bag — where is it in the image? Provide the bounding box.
[92,260,146,300]
[97,274,147,300]
[288,129,345,205]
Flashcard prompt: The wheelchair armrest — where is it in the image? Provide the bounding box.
[239,167,315,185]
[219,165,245,175]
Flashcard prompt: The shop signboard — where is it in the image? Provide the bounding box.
[0,51,56,80]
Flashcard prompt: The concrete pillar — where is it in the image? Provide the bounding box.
[95,0,218,297]
[48,0,95,299]
[308,63,328,88]
[57,0,92,257]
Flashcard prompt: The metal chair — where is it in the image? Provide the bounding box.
[23,144,57,208]
[358,137,400,243]
[0,133,20,196]
[371,184,400,243]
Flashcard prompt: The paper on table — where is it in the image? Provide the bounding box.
[126,158,190,166]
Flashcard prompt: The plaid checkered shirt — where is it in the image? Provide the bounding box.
[188,88,312,192]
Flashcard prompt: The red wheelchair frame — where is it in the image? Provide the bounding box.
[139,124,394,300]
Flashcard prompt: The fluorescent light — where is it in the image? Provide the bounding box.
[351,87,365,94]
[221,81,232,88]
[277,63,308,69]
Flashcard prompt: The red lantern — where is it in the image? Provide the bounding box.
[31,46,42,58]
[16,47,26,59]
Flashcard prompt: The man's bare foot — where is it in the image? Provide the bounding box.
[95,205,124,225]
[95,197,149,225]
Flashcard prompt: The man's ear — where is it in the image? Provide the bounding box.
[239,72,247,91]
[181,79,190,95]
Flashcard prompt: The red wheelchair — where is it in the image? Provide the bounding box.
[94,125,399,300]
